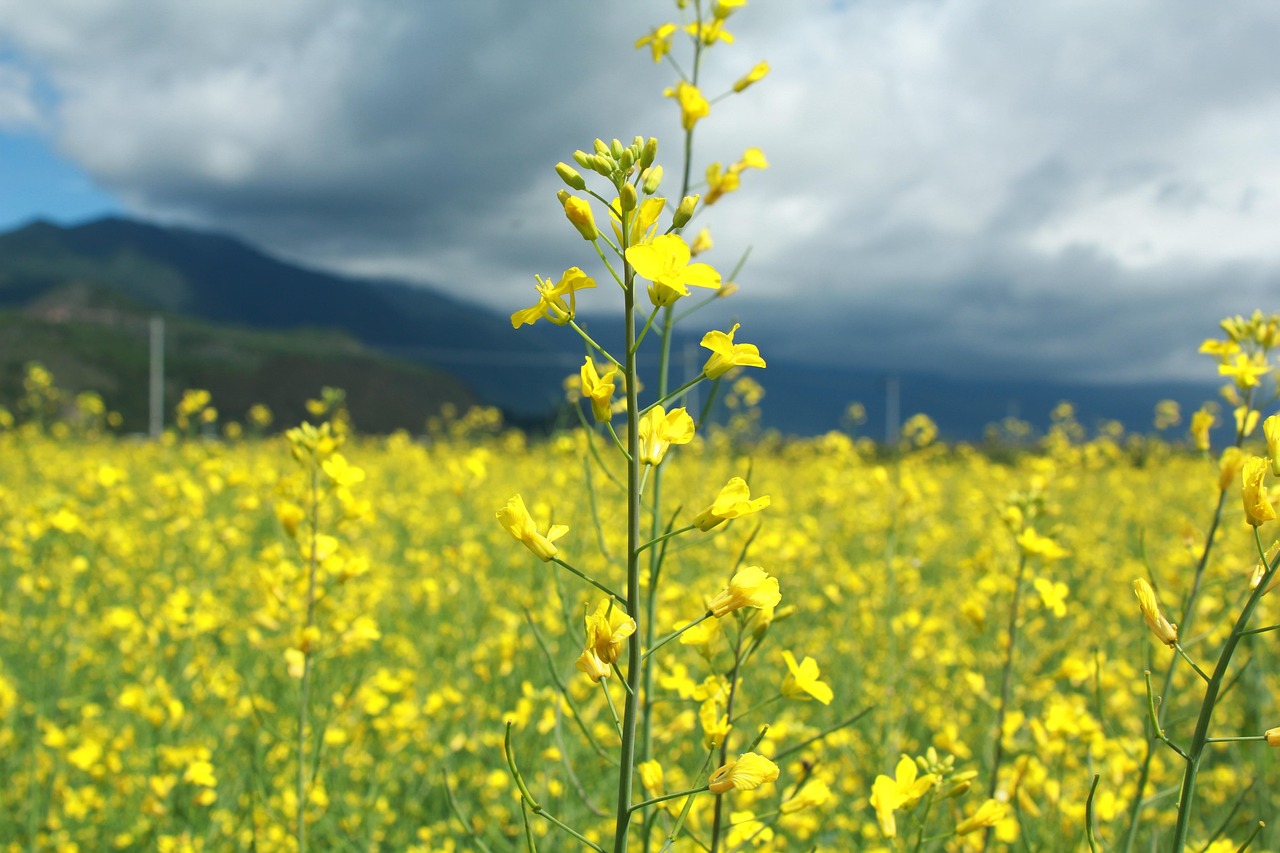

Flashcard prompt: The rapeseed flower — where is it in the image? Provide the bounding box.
[869,755,936,838]
[701,323,766,379]
[1190,407,1215,452]
[561,195,598,241]
[496,495,568,561]
[1132,578,1178,647]
[511,267,596,328]
[1220,446,1247,491]
[781,650,834,704]
[692,476,770,530]
[707,566,781,617]
[663,81,710,130]
[626,234,721,307]
[708,753,779,794]
[1242,455,1277,526]
[638,405,695,466]
[733,60,770,93]
[579,358,618,422]
[634,23,678,62]
[955,799,1007,835]
[1265,415,1280,475]
[574,600,635,683]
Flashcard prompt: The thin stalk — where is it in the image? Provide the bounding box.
[296,461,320,853]
[982,548,1029,853]
[612,231,643,853]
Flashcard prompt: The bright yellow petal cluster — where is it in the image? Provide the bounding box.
[1218,352,1272,389]
[634,22,678,62]
[708,752,779,794]
[692,476,770,531]
[1015,527,1068,560]
[733,60,770,93]
[580,357,619,423]
[637,405,695,466]
[663,81,710,130]
[781,650,834,704]
[511,267,596,329]
[561,194,598,241]
[701,323,766,379]
[626,234,721,307]
[1190,407,1215,452]
[496,495,568,562]
[1265,415,1280,476]
[575,600,636,683]
[955,799,1007,835]
[868,756,936,838]
[1242,455,1277,527]
[708,566,781,617]
[1132,578,1178,647]
[704,149,768,205]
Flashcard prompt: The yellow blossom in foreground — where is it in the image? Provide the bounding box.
[869,755,936,838]
[1218,352,1271,389]
[1132,578,1178,647]
[638,405,695,466]
[701,324,766,380]
[1266,414,1280,475]
[692,476,770,531]
[1242,455,1277,527]
[955,798,1007,835]
[510,267,596,328]
[496,495,568,562]
[574,600,636,683]
[708,753,779,794]
[781,650,833,704]
[708,566,781,617]
[1016,528,1068,560]
[1267,728,1280,747]
[561,194,598,241]
[579,357,618,423]
[781,779,832,814]
[626,234,721,307]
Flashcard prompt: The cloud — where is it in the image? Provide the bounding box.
[1,0,1278,383]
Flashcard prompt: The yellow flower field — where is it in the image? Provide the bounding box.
[2,393,1278,851]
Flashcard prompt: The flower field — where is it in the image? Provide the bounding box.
[2,390,1278,851]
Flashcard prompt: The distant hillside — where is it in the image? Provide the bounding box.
[0,216,575,419]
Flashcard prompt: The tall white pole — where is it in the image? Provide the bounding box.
[149,316,164,437]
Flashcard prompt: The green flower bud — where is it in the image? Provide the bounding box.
[642,166,663,195]
[594,138,610,156]
[673,194,699,228]
[640,137,658,168]
[610,138,625,159]
[619,183,638,212]
[555,162,586,191]
[573,149,593,169]
[618,148,635,171]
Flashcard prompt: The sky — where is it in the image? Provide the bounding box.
[1,0,1278,385]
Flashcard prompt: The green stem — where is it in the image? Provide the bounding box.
[296,461,320,853]
[630,785,711,813]
[552,556,624,602]
[982,548,1029,853]
[635,524,697,556]
[643,612,712,662]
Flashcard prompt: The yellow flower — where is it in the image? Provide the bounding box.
[1190,407,1215,452]
[1015,528,1068,560]
[701,323,766,380]
[708,753,779,794]
[704,162,741,205]
[1218,352,1271,389]
[685,20,734,46]
[692,476,771,531]
[634,22,678,62]
[781,779,832,814]
[1242,455,1277,527]
[638,760,665,798]
[1033,577,1068,617]
[1265,414,1280,475]
[562,195,598,240]
[663,81,710,130]
[1219,446,1247,492]
[1267,727,1280,747]
[578,600,635,678]
[579,358,618,423]
[781,650,834,704]
[733,60,770,92]
[626,234,721,307]
[713,0,747,18]
[869,755,936,838]
[708,566,781,617]
[1234,405,1259,438]
[637,405,695,466]
[1132,578,1178,647]
[699,696,732,748]
[510,267,596,328]
[955,798,1007,835]
[689,227,713,256]
[496,495,568,562]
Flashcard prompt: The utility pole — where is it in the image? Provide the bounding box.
[149,316,164,437]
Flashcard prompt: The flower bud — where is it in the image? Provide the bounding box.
[673,194,699,228]
[610,138,626,159]
[555,162,586,191]
[594,138,610,156]
[619,183,638,212]
[572,149,593,169]
[640,136,658,168]
[563,195,598,241]
[1267,727,1280,746]
[618,148,635,171]
[642,166,664,195]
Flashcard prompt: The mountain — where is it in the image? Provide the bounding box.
[0,216,1223,441]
